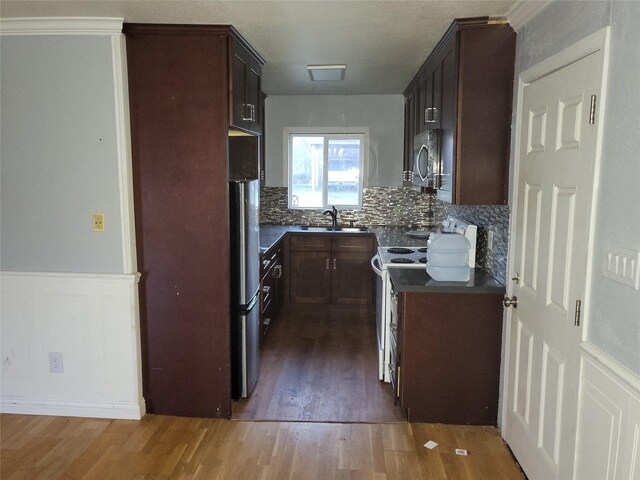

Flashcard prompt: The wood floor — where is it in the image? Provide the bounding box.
[233,306,405,422]
[1,413,525,479]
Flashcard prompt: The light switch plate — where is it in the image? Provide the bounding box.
[93,213,105,232]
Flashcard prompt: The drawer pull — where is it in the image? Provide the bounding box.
[262,285,271,294]
[273,265,282,279]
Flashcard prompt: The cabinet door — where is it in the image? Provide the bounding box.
[430,61,442,130]
[231,45,248,131]
[259,92,266,185]
[417,75,427,134]
[246,58,262,134]
[401,292,503,424]
[331,251,375,305]
[437,34,458,204]
[260,268,276,337]
[404,88,417,184]
[274,255,284,314]
[230,40,262,135]
[289,251,332,304]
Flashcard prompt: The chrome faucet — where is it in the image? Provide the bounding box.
[322,205,338,227]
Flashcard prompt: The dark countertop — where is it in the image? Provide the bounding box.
[259,224,435,253]
[259,225,291,253]
[388,268,505,294]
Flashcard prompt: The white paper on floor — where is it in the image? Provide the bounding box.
[424,440,438,449]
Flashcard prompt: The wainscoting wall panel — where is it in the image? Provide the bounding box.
[575,343,640,480]
[0,271,145,419]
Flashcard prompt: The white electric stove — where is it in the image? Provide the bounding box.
[371,217,477,382]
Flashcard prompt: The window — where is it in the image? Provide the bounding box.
[287,130,366,209]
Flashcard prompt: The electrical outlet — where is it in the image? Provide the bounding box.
[48,352,63,373]
[487,230,495,251]
[93,213,105,232]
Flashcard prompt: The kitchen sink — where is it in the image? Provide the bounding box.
[299,226,369,232]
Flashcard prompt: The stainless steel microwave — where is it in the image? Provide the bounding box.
[412,129,440,188]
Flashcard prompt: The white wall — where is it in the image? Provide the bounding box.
[0,19,143,419]
[264,95,404,187]
[588,0,640,376]
[511,0,640,375]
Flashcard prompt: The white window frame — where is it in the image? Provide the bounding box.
[284,127,369,210]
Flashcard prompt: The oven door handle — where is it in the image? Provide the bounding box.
[370,254,383,277]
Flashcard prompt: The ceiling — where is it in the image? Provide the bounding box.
[0,0,518,95]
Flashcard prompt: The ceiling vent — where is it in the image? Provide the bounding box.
[307,64,346,81]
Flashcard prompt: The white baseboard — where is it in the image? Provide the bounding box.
[575,342,640,480]
[1,271,145,420]
[1,397,145,420]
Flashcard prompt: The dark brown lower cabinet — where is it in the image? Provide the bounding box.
[289,250,332,304]
[288,234,375,305]
[396,290,503,425]
[260,240,284,338]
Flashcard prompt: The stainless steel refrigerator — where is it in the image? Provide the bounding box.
[229,180,260,399]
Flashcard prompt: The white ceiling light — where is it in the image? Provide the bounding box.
[307,64,346,81]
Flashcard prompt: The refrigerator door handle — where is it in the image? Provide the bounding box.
[239,289,260,314]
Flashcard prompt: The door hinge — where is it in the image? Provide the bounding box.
[574,299,582,326]
[589,95,597,125]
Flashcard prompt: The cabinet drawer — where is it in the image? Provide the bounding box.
[289,235,331,252]
[261,274,275,313]
[331,235,374,253]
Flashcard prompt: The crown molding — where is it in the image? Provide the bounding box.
[0,17,123,35]
[506,0,553,32]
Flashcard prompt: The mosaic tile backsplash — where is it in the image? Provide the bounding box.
[260,186,510,284]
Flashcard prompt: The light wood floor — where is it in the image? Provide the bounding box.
[1,413,525,479]
[233,306,406,422]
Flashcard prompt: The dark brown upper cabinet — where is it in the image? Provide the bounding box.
[403,17,516,205]
[230,38,263,136]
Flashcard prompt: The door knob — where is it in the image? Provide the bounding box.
[503,295,518,308]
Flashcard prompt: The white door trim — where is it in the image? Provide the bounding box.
[501,25,611,436]
[0,17,123,35]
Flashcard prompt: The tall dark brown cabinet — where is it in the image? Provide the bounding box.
[125,24,264,418]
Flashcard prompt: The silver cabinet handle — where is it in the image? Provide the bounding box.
[262,285,271,294]
[273,264,282,279]
[426,107,437,123]
[333,258,337,270]
[263,317,271,326]
[242,104,256,122]
[326,258,330,270]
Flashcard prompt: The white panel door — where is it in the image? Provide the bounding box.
[505,50,602,480]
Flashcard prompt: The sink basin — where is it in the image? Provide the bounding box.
[299,226,369,232]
